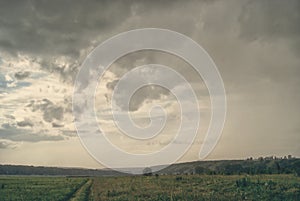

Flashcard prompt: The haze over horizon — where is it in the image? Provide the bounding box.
[0,0,299,169]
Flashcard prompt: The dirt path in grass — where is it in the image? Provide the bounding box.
[69,179,92,201]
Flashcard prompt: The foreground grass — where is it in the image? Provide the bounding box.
[0,176,89,201]
[92,174,300,201]
[0,174,299,200]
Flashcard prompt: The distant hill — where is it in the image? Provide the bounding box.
[0,165,126,176]
[157,158,300,176]
[1,158,299,176]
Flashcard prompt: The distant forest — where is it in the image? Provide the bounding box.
[157,157,300,176]
[1,157,299,176]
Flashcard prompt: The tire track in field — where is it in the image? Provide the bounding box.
[69,179,92,201]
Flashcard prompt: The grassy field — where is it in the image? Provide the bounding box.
[0,174,299,201]
[0,176,91,201]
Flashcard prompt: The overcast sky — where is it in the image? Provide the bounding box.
[0,0,299,168]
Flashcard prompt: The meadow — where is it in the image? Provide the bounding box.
[0,174,299,201]
[0,176,91,201]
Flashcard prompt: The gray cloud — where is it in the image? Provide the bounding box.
[27,99,64,123]
[239,0,300,41]
[0,123,64,142]
[0,141,10,149]
[0,140,16,149]
[237,0,300,58]
[4,114,15,120]
[0,0,129,54]
[61,130,76,137]
[0,0,137,82]
[105,51,207,111]
[1,0,299,83]
[0,0,299,158]
[17,118,34,127]
[43,106,64,122]
[14,71,30,80]
[52,122,64,128]
[106,77,171,111]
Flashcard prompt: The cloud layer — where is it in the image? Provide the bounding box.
[0,0,299,167]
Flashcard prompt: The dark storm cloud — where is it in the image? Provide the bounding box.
[0,0,136,82]
[0,0,211,82]
[239,0,300,41]
[0,0,133,56]
[0,0,299,157]
[0,0,209,86]
[238,0,300,57]
[1,0,298,81]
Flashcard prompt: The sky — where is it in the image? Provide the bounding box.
[0,0,299,169]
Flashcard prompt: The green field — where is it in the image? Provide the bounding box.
[0,176,91,201]
[0,174,299,201]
